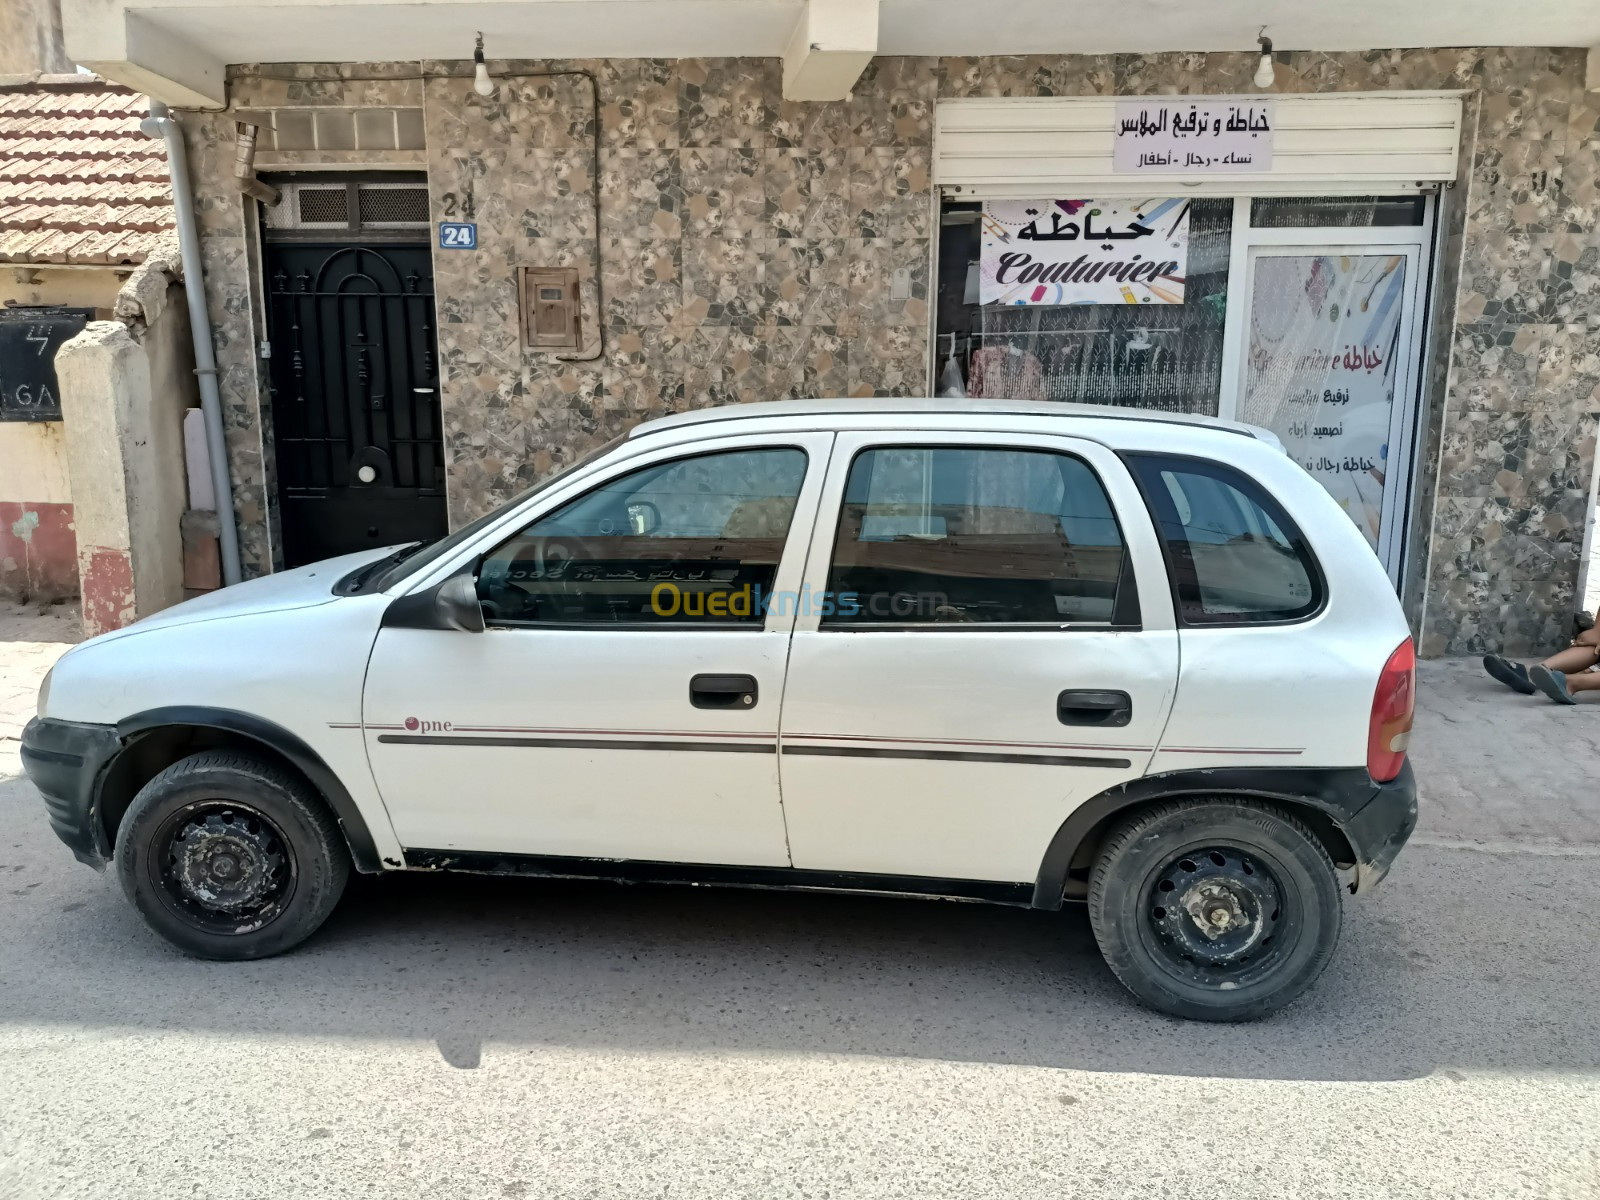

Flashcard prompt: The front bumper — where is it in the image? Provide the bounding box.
[19,716,122,869]
[1344,759,1419,892]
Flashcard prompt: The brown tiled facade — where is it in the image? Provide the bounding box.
[179,49,1600,656]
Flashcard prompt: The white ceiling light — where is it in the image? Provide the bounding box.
[1253,28,1275,88]
[473,31,494,96]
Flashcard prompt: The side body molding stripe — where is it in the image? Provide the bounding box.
[378,733,774,755]
[783,744,1130,768]
[376,732,1128,767]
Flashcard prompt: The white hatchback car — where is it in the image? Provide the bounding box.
[24,398,1417,1021]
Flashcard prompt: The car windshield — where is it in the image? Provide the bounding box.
[343,435,627,595]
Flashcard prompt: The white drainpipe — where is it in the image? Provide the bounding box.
[140,100,243,587]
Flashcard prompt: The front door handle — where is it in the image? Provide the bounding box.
[1057,689,1131,728]
[690,673,759,710]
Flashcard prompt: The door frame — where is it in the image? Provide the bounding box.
[361,428,838,866]
[1217,196,1435,583]
[383,427,839,614]
[789,426,1177,635]
[255,170,441,570]
[774,426,1180,882]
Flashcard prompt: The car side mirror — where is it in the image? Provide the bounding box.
[436,572,486,633]
[627,500,661,535]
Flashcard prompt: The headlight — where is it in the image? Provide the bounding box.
[36,665,52,716]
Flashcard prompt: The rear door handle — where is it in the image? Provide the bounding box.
[690,673,759,710]
[1057,689,1131,727]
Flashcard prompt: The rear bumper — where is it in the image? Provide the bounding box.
[1345,759,1418,892]
[19,716,121,869]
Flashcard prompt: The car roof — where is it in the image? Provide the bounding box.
[630,397,1275,444]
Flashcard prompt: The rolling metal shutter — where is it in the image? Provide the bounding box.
[935,93,1463,197]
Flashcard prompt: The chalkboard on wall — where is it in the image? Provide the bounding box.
[0,307,94,422]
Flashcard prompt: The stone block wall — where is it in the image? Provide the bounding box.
[181,48,1599,656]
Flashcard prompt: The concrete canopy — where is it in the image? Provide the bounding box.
[61,0,1600,107]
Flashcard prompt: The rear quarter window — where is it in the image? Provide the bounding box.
[1125,452,1322,625]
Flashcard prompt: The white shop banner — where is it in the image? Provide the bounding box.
[1113,98,1274,173]
[979,198,1191,306]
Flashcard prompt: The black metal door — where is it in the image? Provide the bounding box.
[263,243,447,568]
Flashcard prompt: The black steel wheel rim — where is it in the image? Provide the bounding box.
[1138,844,1295,989]
[149,801,298,935]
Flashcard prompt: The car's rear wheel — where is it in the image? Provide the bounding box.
[115,750,350,960]
[1087,799,1343,1021]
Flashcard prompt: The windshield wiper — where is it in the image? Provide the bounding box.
[336,541,428,595]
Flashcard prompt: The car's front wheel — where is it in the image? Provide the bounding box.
[115,750,350,960]
[1088,799,1343,1021]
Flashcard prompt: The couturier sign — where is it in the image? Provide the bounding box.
[979,199,1191,306]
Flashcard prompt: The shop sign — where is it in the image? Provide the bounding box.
[979,198,1190,306]
[1243,253,1408,549]
[0,307,92,422]
[1113,98,1274,173]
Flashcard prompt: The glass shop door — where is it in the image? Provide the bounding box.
[1225,233,1430,583]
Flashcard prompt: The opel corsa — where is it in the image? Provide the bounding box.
[23,398,1418,1021]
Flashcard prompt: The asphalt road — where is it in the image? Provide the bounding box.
[3,737,1600,1200]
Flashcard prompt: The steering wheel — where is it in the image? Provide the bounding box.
[481,534,611,622]
[530,534,607,583]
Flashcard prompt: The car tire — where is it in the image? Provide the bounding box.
[1087,798,1343,1022]
[115,750,351,960]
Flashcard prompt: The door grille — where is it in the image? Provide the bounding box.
[295,187,349,225]
[265,178,430,235]
[263,241,448,567]
[358,185,431,226]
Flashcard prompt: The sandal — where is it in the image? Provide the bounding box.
[1482,654,1535,694]
[1529,665,1578,705]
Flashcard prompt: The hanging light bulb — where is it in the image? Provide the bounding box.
[1253,29,1275,89]
[473,31,494,97]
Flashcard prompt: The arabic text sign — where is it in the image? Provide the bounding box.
[979,199,1190,306]
[1113,98,1274,173]
[1241,254,1408,550]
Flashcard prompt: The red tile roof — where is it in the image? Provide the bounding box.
[0,75,173,266]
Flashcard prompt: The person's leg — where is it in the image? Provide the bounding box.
[1567,671,1600,695]
[1540,644,1600,674]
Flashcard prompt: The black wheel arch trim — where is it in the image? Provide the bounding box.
[114,706,385,873]
[1031,761,1417,909]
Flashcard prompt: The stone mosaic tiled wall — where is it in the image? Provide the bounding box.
[182,49,1598,656]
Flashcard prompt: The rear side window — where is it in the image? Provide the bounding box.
[824,445,1130,626]
[1126,453,1321,625]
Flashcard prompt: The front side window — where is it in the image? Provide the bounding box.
[477,447,808,625]
[1126,453,1320,624]
[824,446,1127,626]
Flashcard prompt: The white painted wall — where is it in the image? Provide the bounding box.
[0,423,72,505]
[69,0,1600,83]
[0,269,123,507]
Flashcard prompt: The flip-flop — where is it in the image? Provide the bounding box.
[1528,665,1578,705]
[1482,654,1536,694]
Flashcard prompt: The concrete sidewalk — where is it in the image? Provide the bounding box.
[1409,656,1600,850]
[0,603,79,742]
[1,601,1595,851]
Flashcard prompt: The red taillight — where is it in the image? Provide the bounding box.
[1368,638,1415,783]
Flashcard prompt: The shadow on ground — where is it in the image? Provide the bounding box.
[3,779,1594,1084]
